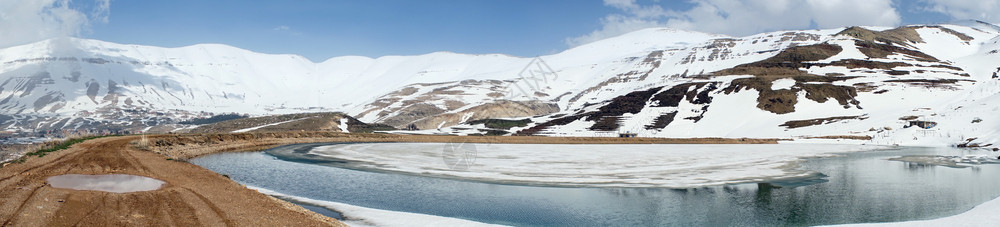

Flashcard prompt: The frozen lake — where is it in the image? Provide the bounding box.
[296,143,885,188]
[191,143,1000,226]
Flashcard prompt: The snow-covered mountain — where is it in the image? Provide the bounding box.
[0,26,728,132]
[2,21,1000,148]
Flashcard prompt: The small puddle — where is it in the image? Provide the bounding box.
[47,174,166,193]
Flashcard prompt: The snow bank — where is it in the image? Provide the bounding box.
[829,196,1000,227]
[308,143,883,188]
[249,186,504,227]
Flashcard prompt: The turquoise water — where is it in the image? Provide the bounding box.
[191,144,1000,226]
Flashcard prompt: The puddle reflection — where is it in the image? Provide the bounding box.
[47,174,165,193]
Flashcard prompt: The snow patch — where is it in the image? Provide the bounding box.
[338,118,349,133]
[231,117,309,133]
[770,78,796,90]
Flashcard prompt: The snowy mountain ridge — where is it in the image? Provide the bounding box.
[0,27,727,132]
[2,21,1000,148]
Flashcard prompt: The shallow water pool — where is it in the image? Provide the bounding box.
[47,174,166,193]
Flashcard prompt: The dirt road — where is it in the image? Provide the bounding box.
[0,136,344,226]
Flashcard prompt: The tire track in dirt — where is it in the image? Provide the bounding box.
[184,187,236,227]
[161,189,201,226]
[0,152,75,182]
[0,137,105,185]
[1,183,44,226]
[68,195,105,226]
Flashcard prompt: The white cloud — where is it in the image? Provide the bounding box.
[272,25,302,36]
[567,0,901,46]
[91,0,110,23]
[919,0,1000,23]
[0,0,109,48]
[806,0,901,29]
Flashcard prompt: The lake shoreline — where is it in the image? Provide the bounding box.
[140,131,782,161]
[0,132,777,225]
[263,142,871,189]
[192,144,1000,226]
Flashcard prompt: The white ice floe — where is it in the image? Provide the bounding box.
[249,186,505,227]
[309,143,882,188]
[888,154,1000,167]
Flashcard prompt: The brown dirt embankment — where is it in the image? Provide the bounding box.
[139,132,781,160]
[0,136,345,226]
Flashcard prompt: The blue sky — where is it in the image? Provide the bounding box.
[5,0,1000,61]
[86,0,616,60]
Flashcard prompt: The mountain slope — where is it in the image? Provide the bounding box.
[1,22,999,148]
[0,28,727,133]
[502,24,1000,148]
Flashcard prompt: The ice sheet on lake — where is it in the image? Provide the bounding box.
[250,186,505,227]
[889,155,1000,168]
[309,143,882,188]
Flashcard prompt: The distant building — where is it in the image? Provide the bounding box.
[907,120,937,129]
